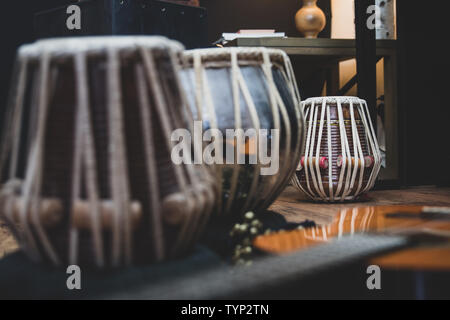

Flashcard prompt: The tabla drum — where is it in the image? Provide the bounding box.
[179,48,305,218]
[0,36,216,268]
[291,96,382,202]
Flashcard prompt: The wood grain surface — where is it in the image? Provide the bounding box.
[270,186,450,225]
[1,186,450,259]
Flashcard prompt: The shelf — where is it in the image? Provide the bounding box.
[232,37,397,60]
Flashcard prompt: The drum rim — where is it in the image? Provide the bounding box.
[18,36,184,60]
[181,47,289,66]
[302,96,367,105]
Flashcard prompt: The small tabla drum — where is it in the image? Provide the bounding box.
[0,36,216,268]
[291,96,381,202]
[179,48,305,218]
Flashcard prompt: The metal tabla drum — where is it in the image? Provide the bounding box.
[0,36,215,267]
[291,96,381,202]
[179,48,305,218]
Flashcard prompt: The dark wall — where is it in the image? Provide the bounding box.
[0,1,76,122]
[397,0,450,186]
[0,0,331,122]
[200,0,331,44]
[0,0,205,120]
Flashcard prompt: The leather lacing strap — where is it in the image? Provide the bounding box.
[25,51,60,264]
[164,50,205,255]
[106,47,133,266]
[361,100,382,192]
[140,48,193,258]
[135,64,165,262]
[192,51,223,216]
[259,48,292,210]
[274,51,304,205]
[232,57,261,213]
[171,50,215,248]
[224,49,242,214]
[70,51,105,267]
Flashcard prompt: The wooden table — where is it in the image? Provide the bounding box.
[271,186,450,226]
[2,186,450,259]
[265,186,450,273]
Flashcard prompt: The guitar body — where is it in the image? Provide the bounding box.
[254,205,450,271]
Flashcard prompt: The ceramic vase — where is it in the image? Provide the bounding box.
[295,0,327,39]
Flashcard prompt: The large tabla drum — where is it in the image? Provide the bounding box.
[0,36,215,268]
[291,96,382,202]
[179,48,305,218]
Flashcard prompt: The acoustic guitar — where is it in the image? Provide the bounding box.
[253,205,450,271]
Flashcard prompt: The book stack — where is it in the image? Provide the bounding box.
[222,29,286,42]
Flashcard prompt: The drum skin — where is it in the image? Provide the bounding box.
[179,48,305,218]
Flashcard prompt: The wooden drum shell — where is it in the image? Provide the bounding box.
[292,97,381,202]
[0,37,216,268]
